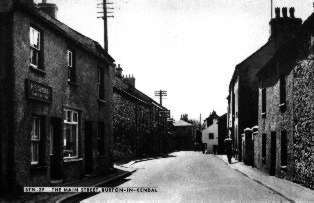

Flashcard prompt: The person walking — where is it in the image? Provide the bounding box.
[224,138,233,164]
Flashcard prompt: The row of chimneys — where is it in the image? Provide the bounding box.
[115,64,136,87]
[274,7,295,19]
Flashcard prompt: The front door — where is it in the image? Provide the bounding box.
[85,121,93,174]
[270,132,276,176]
[50,117,63,181]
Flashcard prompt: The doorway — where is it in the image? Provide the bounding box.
[270,132,276,176]
[85,121,93,174]
[50,117,63,181]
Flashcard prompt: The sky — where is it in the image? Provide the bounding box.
[35,0,314,121]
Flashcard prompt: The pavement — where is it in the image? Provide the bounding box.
[82,151,294,203]
[216,155,314,203]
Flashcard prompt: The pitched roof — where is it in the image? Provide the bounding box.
[174,120,192,127]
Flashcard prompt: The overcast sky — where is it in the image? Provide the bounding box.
[37,0,314,121]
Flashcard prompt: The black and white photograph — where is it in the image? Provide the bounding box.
[0,0,313,202]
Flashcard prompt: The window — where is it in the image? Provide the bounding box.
[281,131,287,166]
[31,116,41,165]
[63,109,79,158]
[261,88,266,117]
[208,133,214,139]
[30,27,42,69]
[67,49,75,82]
[262,133,266,164]
[97,67,105,100]
[97,122,105,155]
[279,75,286,112]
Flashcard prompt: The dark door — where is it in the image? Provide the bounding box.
[270,132,276,176]
[50,117,63,180]
[85,121,93,174]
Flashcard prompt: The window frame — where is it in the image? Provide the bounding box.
[67,49,76,83]
[97,66,105,100]
[279,75,287,112]
[63,109,79,159]
[31,116,41,165]
[29,26,42,69]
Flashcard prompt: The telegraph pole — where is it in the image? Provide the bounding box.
[154,90,167,106]
[97,0,114,51]
[271,0,273,19]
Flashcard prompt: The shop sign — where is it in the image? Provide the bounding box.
[26,79,52,103]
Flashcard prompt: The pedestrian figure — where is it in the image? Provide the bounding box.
[202,143,207,154]
[224,138,233,164]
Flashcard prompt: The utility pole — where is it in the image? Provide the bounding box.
[97,0,114,51]
[271,0,273,19]
[154,90,167,106]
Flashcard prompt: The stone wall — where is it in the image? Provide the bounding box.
[291,59,314,189]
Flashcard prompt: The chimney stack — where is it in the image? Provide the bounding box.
[282,7,288,18]
[275,7,280,18]
[289,7,295,18]
[37,0,58,18]
[115,64,123,78]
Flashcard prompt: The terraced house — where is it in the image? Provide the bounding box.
[0,0,114,193]
[112,65,171,161]
[256,8,314,189]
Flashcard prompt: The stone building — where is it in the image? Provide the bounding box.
[112,65,170,161]
[0,0,114,193]
[255,8,313,189]
[202,112,227,154]
[227,7,301,161]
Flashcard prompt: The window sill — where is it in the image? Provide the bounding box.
[29,65,46,76]
[280,165,287,171]
[98,99,107,104]
[279,103,286,112]
[30,165,48,173]
[63,157,83,163]
[261,112,266,118]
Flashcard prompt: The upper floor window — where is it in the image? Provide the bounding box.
[67,49,76,82]
[63,109,79,158]
[208,133,214,140]
[97,67,105,100]
[30,27,42,69]
[261,88,266,117]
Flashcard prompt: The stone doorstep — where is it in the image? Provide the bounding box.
[215,155,314,202]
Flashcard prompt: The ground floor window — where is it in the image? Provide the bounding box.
[98,122,105,155]
[31,116,41,165]
[262,133,266,164]
[63,109,79,158]
[281,131,287,166]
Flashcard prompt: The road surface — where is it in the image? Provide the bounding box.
[82,151,288,203]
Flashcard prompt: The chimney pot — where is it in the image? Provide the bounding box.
[275,7,280,18]
[282,7,288,18]
[289,7,295,18]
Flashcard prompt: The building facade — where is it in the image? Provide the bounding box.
[0,0,114,193]
[227,7,301,161]
[173,120,194,151]
[202,112,227,154]
[255,9,313,189]
[112,65,170,161]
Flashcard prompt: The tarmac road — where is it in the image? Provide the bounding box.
[82,151,289,203]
